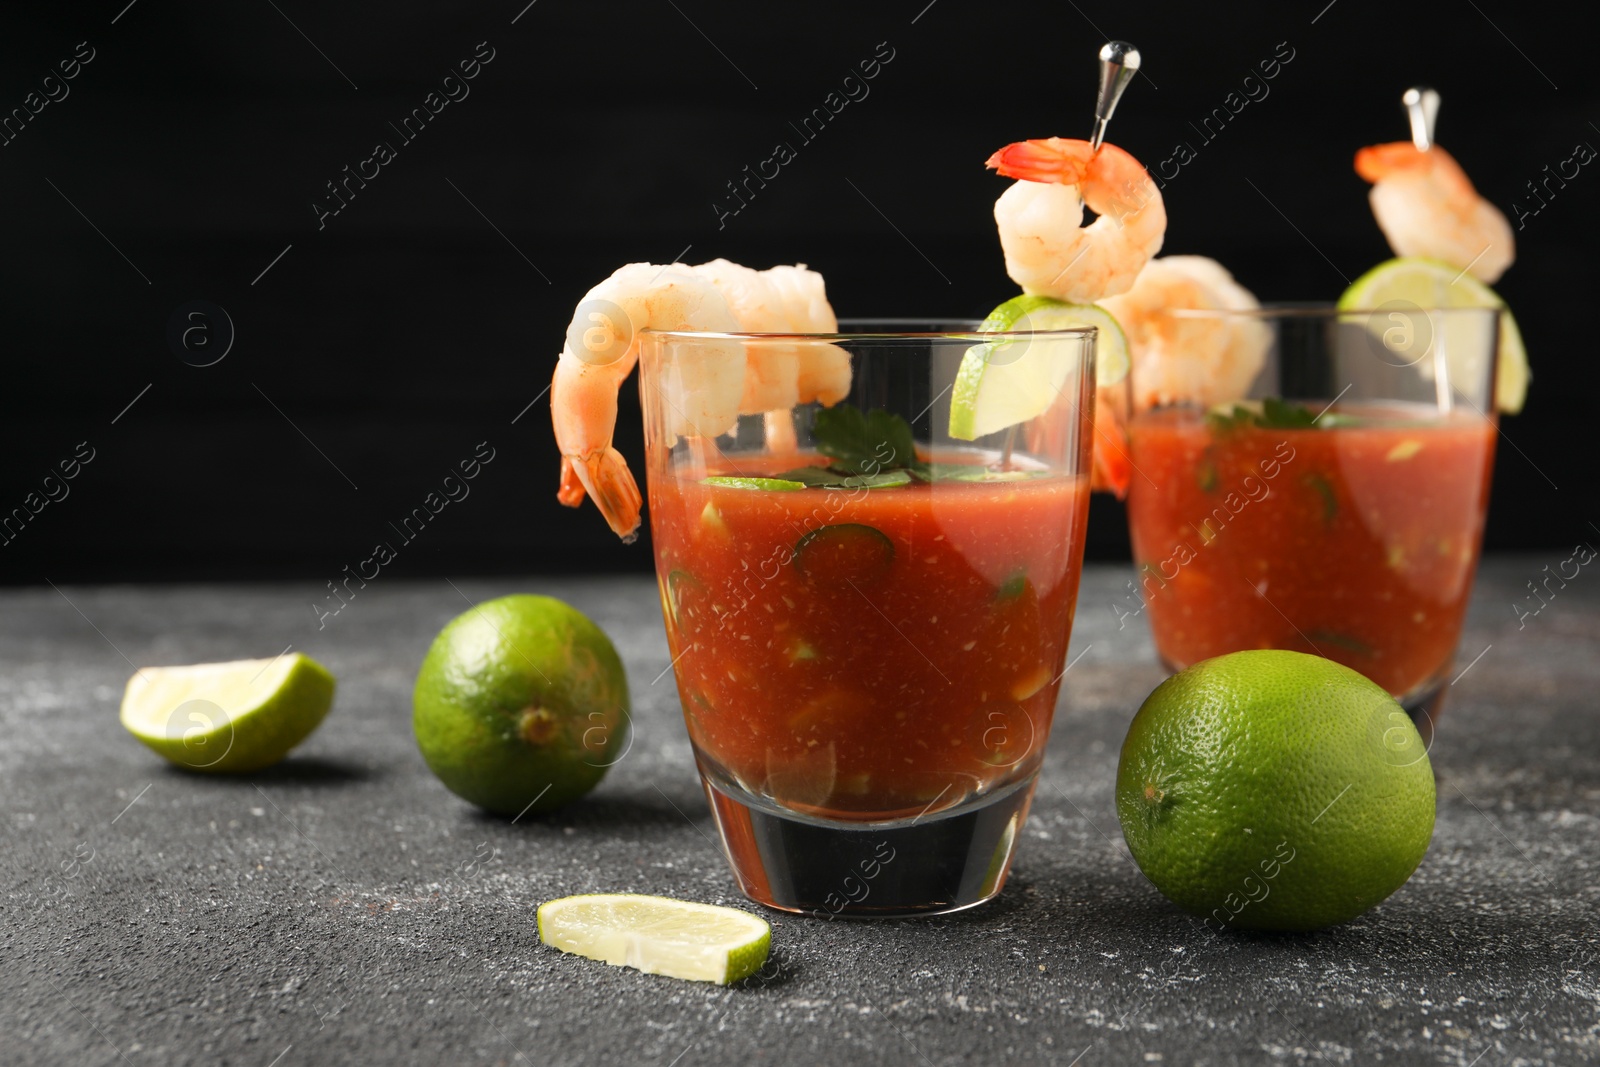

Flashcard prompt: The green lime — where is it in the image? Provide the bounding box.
[1116,650,1435,931]
[1338,256,1528,414]
[120,654,336,773]
[537,893,771,984]
[413,594,630,815]
[949,295,1126,441]
[701,476,806,491]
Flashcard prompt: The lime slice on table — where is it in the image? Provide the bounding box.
[948,295,1128,440]
[537,893,771,984]
[1338,256,1529,414]
[120,654,336,773]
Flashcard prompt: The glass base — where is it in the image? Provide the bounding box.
[1399,679,1444,747]
[700,772,1037,919]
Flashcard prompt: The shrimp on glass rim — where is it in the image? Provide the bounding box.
[1098,255,1270,412]
[685,260,845,455]
[552,264,742,542]
[987,138,1167,304]
[1355,141,1514,284]
[551,261,843,542]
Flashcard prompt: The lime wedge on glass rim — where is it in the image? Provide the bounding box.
[948,295,1127,440]
[1337,256,1529,414]
[120,654,336,773]
[537,893,771,985]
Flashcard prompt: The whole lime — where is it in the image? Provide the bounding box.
[1116,650,1435,931]
[413,595,630,815]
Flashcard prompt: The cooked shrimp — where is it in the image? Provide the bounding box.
[1098,255,1270,411]
[763,264,851,406]
[764,264,838,333]
[757,263,848,454]
[987,138,1166,304]
[552,263,743,541]
[689,259,802,415]
[1355,142,1514,283]
[689,260,850,453]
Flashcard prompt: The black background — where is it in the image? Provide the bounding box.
[2,0,1595,587]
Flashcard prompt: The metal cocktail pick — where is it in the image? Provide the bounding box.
[1002,41,1142,469]
[1090,41,1141,151]
[1402,86,1441,151]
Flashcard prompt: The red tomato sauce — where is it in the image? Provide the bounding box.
[648,455,1090,821]
[1125,405,1496,697]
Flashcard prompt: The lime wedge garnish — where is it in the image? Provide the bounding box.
[701,476,806,491]
[979,295,1129,384]
[120,654,336,773]
[949,295,1126,441]
[537,893,771,985]
[1338,256,1528,414]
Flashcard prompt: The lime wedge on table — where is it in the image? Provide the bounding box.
[1338,256,1529,414]
[120,654,335,772]
[949,295,1127,441]
[537,894,771,985]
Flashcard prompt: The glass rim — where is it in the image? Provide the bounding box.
[1168,302,1503,320]
[640,317,1098,342]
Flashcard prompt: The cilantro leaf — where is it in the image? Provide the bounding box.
[1205,404,1262,434]
[1261,397,1318,429]
[811,406,924,475]
[774,466,846,486]
[1205,398,1361,433]
[833,470,913,489]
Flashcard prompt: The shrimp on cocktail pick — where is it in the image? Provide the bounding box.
[552,263,744,542]
[987,138,1167,305]
[1355,87,1514,284]
[1098,255,1270,411]
[1356,144,1514,283]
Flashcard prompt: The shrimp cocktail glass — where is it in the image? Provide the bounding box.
[1121,304,1501,738]
[637,322,1097,917]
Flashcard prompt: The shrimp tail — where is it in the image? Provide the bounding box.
[568,447,643,543]
[1090,394,1132,499]
[1354,142,1429,183]
[557,456,587,508]
[986,138,1091,184]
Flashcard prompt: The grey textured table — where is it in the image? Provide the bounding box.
[4,559,1597,1066]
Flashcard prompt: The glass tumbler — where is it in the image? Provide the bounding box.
[638,321,1097,916]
